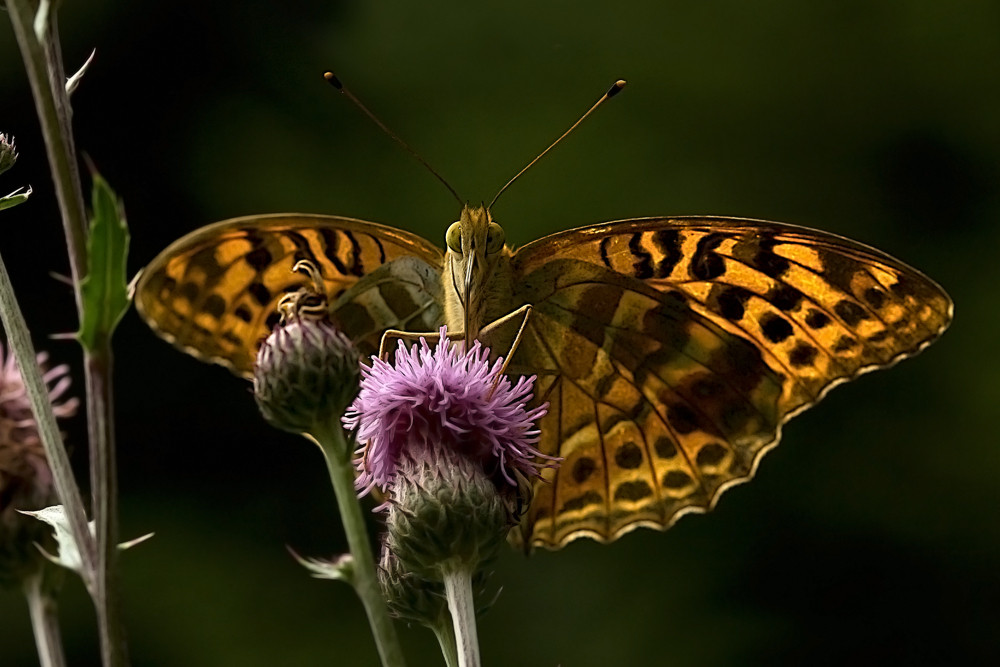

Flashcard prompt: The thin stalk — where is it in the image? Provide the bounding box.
[0,252,94,582]
[441,565,480,667]
[87,347,126,665]
[8,2,128,665]
[7,0,88,298]
[313,424,407,667]
[23,571,68,667]
[431,618,460,667]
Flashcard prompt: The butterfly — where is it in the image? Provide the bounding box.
[135,200,952,550]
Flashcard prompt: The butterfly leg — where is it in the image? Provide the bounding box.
[479,304,533,378]
[377,328,466,361]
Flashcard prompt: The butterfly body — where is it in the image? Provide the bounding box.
[136,210,952,550]
[441,205,518,344]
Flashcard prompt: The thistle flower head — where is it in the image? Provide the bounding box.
[254,311,360,437]
[343,328,553,500]
[0,342,78,585]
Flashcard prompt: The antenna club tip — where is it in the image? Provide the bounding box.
[323,71,343,90]
[608,80,627,97]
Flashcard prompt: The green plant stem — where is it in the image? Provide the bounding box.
[7,0,88,297]
[442,565,480,667]
[314,425,406,667]
[431,618,460,667]
[0,252,94,580]
[87,347,126,665]
[8,3,128,666]
[24,571,68,667]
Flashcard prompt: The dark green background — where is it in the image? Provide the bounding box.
[1,1,997,665]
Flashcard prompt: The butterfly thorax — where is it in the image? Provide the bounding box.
[442,205,517,342]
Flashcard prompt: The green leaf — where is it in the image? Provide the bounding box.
[18,505,87,574]
[77,172,130,350]
[19,505,155,574]
[0,185,31,211]
[289,549,356,583]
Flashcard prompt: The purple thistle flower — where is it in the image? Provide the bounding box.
[0,342,78,583]
[343,327,555,500]
[0,344,78,512]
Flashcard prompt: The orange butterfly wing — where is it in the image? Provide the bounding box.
[507,216,952,549]
[136,214,445,377]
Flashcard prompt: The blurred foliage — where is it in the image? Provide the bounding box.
[1,1,997,665]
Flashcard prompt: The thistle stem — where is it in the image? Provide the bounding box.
[431,618,460,667]
[87,347,126,666]
[7,2,128,665]
[441,565,480,667]
[6,0,88,296]
[0,252,93,578]
[24,571,68,667]
[314,424,406,667]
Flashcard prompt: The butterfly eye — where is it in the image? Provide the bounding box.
[445,221,462,252]
[486,222,505,254]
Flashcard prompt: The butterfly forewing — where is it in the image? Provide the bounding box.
[136,214,445,377]
[508,216,952,549]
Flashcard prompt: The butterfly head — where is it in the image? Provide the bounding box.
[443,205,510,345]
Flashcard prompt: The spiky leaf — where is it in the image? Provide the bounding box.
[77,173,130,350]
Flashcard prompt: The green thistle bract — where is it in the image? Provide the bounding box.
[253,316,360,436]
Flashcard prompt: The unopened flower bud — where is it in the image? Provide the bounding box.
[253,315,360,436]
[0,134,16,176]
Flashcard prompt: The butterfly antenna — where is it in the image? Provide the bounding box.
[488,79,626,211]
[324,72,462,204]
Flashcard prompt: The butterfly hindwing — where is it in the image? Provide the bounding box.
[508,259,786,547]
[329,254,445,357]
[135,214,445,377]
[509,216,952,549]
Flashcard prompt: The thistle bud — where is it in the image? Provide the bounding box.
[0,134,16,176]
[253,315,360,436]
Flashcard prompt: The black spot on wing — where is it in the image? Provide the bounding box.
[651,229,683,278]
[654,436,678,459]
[689,233,726,280]
[203,294,226,319]
[318,229,349,276]
[789,342,818,367]
[614,442,644,469]
[561,490,602,512]
[864,287,886,309]
[247,283,271,307]
[760,313,794,343]
[245,246,273,272]
[234,306,253,323]
[572,457,596,484]
[628,233,655,279]
[805,309,831,329]
[765,284,804,312]
[695,442,727,468]
[707,285,753,321]
[662,470,693,489]
[733,235,790,279]
[346,232,366,276]
[614,480,653,501]
[818,250,863,294]
[835,300,869,327]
